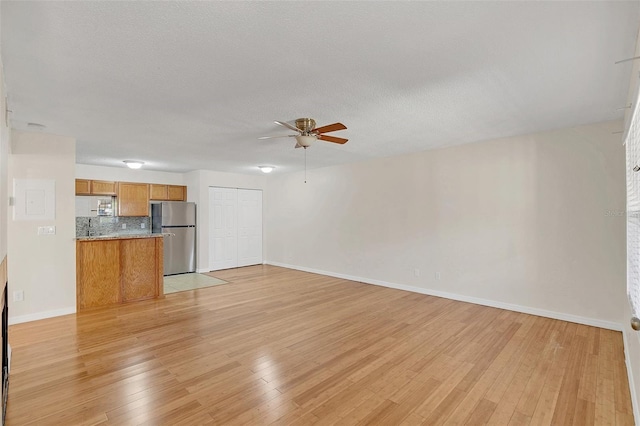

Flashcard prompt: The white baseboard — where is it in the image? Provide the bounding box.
[8,307,76,325]
[265,261,623,331]
[196,268,210,273]
[622,329,640,424]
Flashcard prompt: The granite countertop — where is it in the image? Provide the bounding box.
[75,233,172,241]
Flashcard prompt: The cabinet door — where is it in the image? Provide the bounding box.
[91,180,117,195]
[167,185,186,201]
[117,182,150,216]
[75,179,91,195]
[76,240,120,310]
[121,238,159,302]
[149,184,168,200]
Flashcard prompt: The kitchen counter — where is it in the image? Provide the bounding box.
[75,233,171,241]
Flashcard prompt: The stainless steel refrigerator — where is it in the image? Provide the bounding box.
[151,202,196,276]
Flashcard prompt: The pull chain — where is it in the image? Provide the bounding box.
[304,147,307,183]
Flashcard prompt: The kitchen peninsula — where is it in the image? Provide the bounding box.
[76,234,164,311]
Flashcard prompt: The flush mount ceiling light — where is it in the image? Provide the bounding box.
[123,160,144,169]
[258,165,275,174]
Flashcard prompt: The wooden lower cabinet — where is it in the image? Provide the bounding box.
[76,240,121,309]
[121,238,159,302]
[77,237,163,311]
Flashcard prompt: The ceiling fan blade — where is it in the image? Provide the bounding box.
[275,121,301,133]
[313,122,347,134]
[258,135,297,140]
[318,134,348,144]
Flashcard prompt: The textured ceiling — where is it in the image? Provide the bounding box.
[1,1,639,175]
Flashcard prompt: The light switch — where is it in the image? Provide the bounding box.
[37,226,56,235]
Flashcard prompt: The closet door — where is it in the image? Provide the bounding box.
[209,187,237,271]
[237,189,263,267]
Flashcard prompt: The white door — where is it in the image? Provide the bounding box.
[209,187,237,270]
[237,189,263,267]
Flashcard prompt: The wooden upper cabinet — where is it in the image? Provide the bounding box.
[168,185,186,201]
[149,184,168,201]
[149,184,187,201]
[117,182,150,216]
[90,180,117,196]
[78,179,185,203]
[75,179,91,195]
[75,179,116,196]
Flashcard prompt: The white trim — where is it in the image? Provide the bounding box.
[623,329,640,424]
[196,268,210,273]
[8,306,75,325]
[266,261,623,332]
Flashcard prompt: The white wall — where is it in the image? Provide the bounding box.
[266,120,626,329]
[8,131,76,323]
[184,170,266,272]
[0,61,9,261]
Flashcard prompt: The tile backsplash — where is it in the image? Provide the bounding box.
[76,216,151,237]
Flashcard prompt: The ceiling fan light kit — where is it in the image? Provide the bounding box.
[295,135,316,148]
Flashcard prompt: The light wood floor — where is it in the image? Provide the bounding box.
[5,265,634,425]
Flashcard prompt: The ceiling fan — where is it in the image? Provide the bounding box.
[258,118,348,148]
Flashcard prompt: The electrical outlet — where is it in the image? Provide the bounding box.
[435,272,441,280]
[414,268,420,277]
[122,223,126,230]
[13,290,24,302]
[141,223,145,229]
